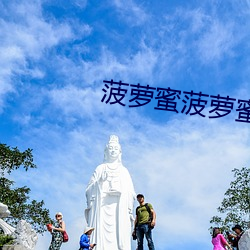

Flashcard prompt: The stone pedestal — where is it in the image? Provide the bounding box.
[2,246,26,250]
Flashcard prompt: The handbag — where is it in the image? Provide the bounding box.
[62,231,69,242]
[46,224,52,232]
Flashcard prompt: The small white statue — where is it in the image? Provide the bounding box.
[0,203,37,250]
[13,220,38,250]
[239,229,250,250]
[0,202,15,235]
[85,135,136,250]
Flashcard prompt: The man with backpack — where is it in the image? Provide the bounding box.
[132,194,156,250]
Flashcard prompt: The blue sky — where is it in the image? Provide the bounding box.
[1,0,250,249]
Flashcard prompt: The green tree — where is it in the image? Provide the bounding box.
[210,167,250,232]
[0,143,52,233]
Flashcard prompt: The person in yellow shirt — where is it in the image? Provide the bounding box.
[133,194,156,250]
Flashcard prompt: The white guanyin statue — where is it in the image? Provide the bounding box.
[85,135,136,250]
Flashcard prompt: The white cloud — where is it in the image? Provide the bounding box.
[0,1,74,110]
[79,44,159,86]
[48,84,129,121]
[81,47,128,84]
[0,2,73,57]
[196,20,235,63]
[112,0,148,26]
[189,8,210,33]
[157,7,242,68]
[73,0,87,9]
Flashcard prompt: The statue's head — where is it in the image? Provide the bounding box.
[104,135,122,163]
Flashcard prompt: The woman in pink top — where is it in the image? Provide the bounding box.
[212,227,232,250]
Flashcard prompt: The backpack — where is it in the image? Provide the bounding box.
[136,203,154,229]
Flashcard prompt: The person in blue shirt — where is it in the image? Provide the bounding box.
[79,227,96,250]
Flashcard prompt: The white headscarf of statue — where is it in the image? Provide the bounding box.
[103,135,122,163]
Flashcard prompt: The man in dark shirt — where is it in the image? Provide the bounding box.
[230,224,244,250]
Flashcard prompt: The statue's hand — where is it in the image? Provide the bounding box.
[88,201,93,208]
[86,195,95,208]
[129,213,135,222]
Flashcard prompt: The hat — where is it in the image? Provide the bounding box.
[232,225,243,231]
[55,212,63,218]
[84,227,94,234]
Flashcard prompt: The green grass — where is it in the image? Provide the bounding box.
[0,234,14,246]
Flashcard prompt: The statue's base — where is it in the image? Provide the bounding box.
[1,245,26,250]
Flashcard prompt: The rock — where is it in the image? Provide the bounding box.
[238,229,250,250]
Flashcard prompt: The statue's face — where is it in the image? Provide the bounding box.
[107,142,121,160]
